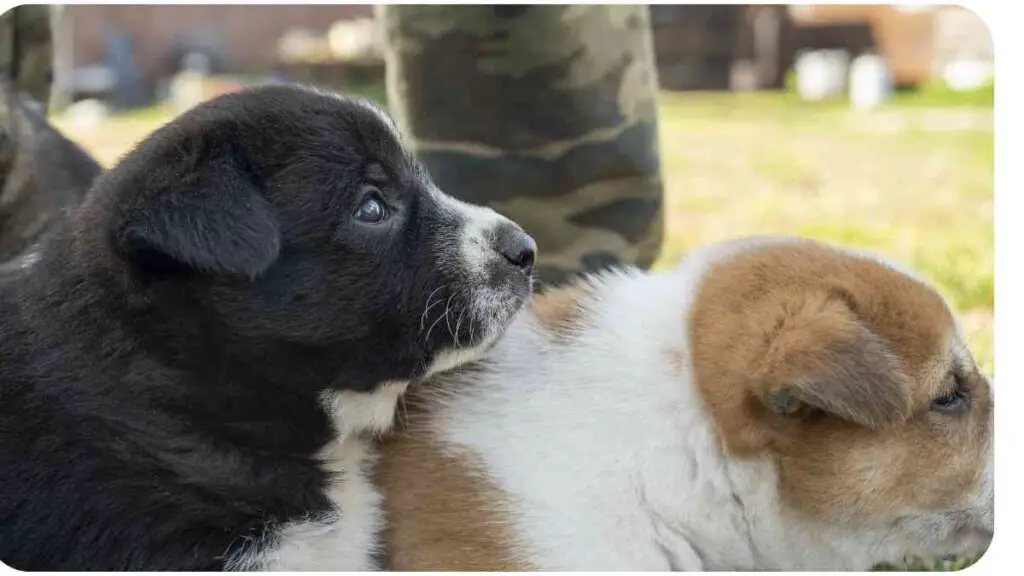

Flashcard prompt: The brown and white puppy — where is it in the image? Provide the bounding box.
[377,235,994,571]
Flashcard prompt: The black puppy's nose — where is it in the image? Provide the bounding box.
[496,226,537,273]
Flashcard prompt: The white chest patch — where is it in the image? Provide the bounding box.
[321,381,409,439]
[226,382,407,570]
[252,436,384,571]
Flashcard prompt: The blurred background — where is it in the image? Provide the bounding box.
[1,6,994,569]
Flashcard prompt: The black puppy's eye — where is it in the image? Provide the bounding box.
[354,193,387,224]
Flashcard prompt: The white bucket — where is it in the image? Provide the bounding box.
[849,54,893,110]
[795,49,850,101]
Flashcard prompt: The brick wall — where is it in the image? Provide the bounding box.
[67,5,372,90]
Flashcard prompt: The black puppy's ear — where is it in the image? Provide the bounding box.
[114,158,281,278]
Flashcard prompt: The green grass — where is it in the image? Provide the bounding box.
[890,80,994,108]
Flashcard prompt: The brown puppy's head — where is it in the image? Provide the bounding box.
[689,240,992,563]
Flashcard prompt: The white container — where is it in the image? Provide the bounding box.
[328,18,383,61]
[167,71,206,114]
[943,59,994,91]
[794,49,849,101]
[849,53,893,110]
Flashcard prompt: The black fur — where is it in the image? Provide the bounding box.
[0,84,533,570]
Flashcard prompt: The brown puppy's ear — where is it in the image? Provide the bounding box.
[758,292,912,429]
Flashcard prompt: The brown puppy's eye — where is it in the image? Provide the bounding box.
[354,192,387,224]
[932,370,971,415]
[932,390,968,414]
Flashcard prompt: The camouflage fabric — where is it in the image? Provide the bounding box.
[378,5,664,287]
[0,5,53,112]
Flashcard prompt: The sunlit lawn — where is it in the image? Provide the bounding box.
[52,84,992,571]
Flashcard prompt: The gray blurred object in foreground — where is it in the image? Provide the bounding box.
[1,5,102,263]
[0,83,102,263]
[379,5,665,287]
[0,4,52,111]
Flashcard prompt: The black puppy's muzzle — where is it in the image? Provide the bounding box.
[494,223,536,276]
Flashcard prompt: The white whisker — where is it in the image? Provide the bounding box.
[454,306,467,348]
[443,293,456,340]
[424,299,450,345]
[419,285,445,333]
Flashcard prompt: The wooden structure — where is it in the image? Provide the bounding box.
[788,5,937,87]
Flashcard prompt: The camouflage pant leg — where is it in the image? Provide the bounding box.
[0,5,53,111]
[379,5,664,288]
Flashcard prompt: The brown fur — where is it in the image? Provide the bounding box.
[688,241,992,522]
[529,281,594,340]
[376,382,531,571]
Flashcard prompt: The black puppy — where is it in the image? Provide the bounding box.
[0,84,535,570]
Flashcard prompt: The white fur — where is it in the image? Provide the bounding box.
[228,383,409,570]
[236,436,385,571]
[433,188,509,280]
[17,251,41,269]
[427,336,498,378]
[0,249,41,271]
[415,236,994,570]
[320,381,409,439]
[428,183,524,351]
